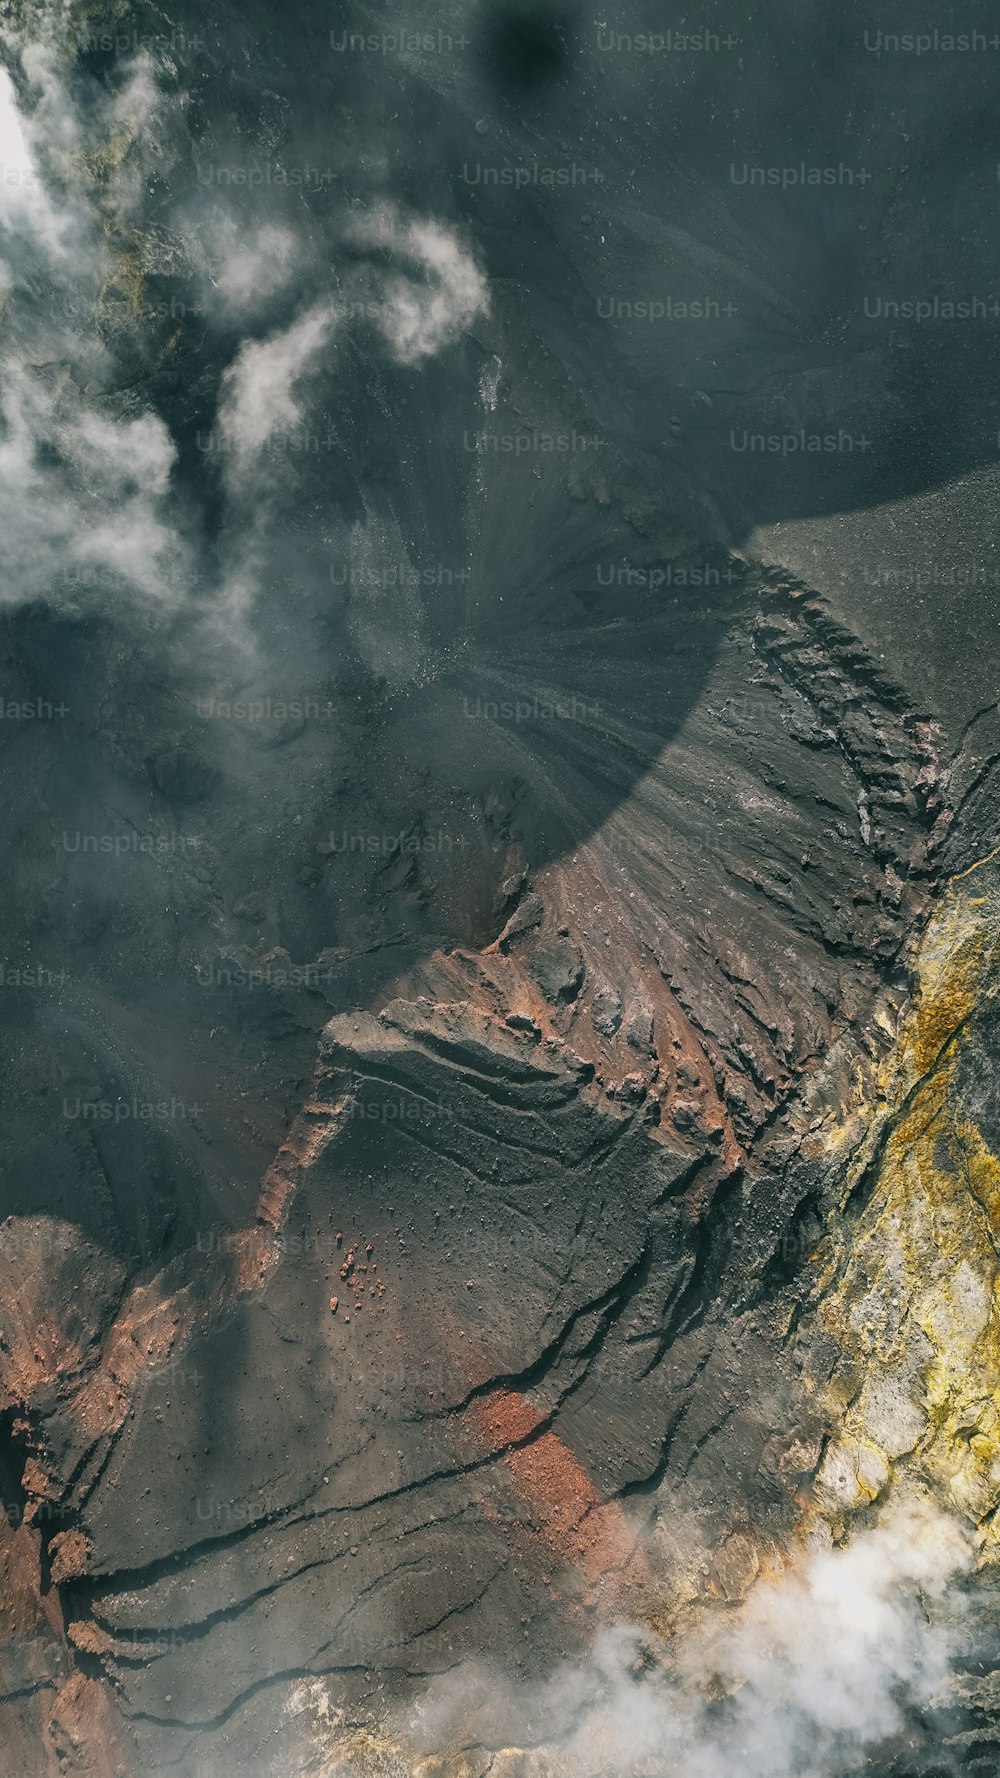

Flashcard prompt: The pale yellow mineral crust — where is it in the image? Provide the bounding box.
[813,857,1000,1553]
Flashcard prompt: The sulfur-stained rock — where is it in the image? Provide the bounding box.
[711,1531,761,1601]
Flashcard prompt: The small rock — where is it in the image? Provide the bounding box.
[592,987,622,1038]
[498,894,544,950]
[625,1010,655,1056]
[529,938,584,1004]
[713,1533,760,1602]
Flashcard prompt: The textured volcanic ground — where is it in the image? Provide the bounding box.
[2,2,1000,1775]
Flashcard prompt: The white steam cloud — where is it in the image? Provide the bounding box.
[0,368,184,605]
[0,44,191,609]
[347,201,489,363]
[214,204,489,473]
[218,301,336,472]
[212,221,300,312]
[408,1505,973,1777]
[209,203,488,621]
[0,60,73,259]
[0,16,487,630]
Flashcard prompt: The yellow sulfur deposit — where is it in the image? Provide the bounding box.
[813,856,1000,1555]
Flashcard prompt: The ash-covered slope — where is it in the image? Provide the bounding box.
[0,561,979,1777]
[0,2,999,1775]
